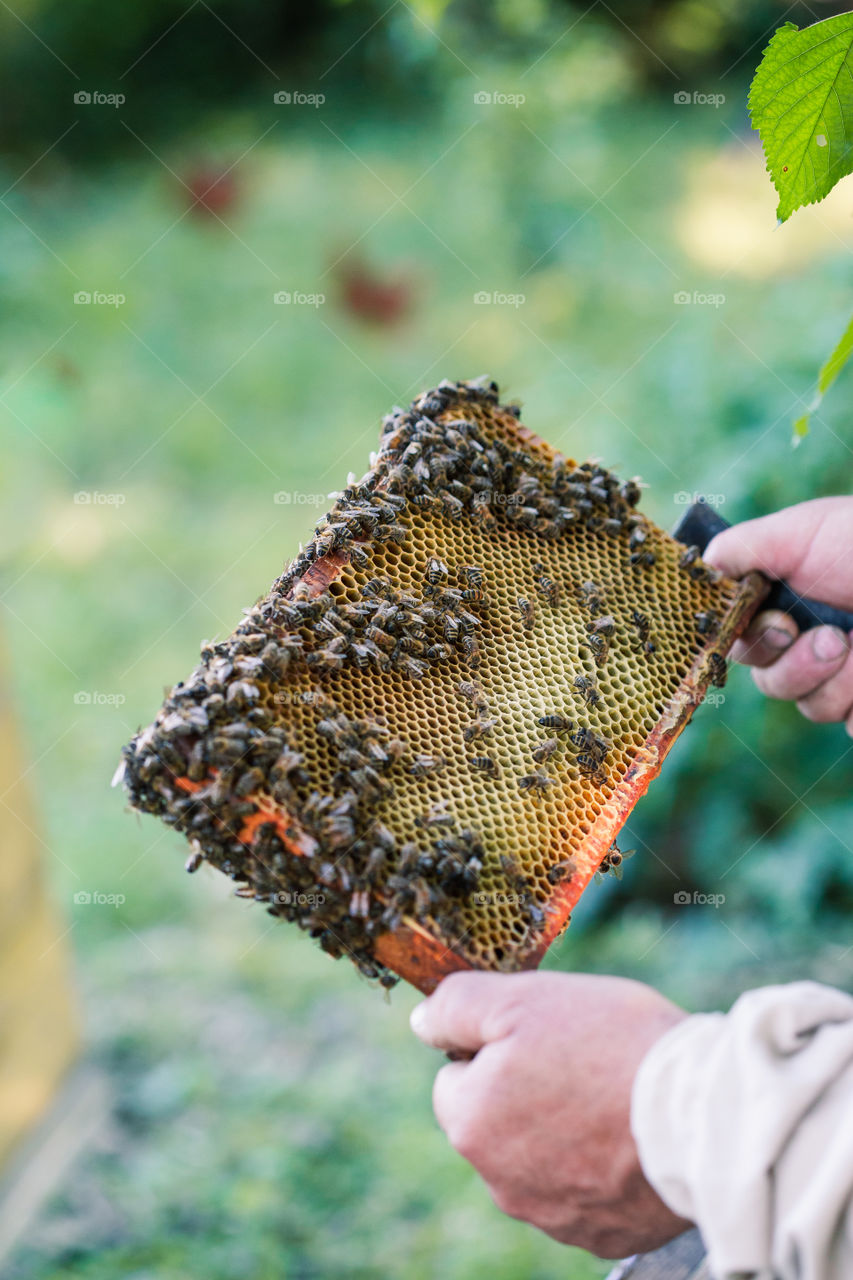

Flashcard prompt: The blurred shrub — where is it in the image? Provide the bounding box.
[4,0,853,162]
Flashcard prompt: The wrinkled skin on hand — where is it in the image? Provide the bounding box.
[410,970,691,1259]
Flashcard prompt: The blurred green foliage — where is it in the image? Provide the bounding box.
[2,1,853,1276]
[2,0,851,160]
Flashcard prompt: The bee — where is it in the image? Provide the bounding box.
[598,842,635,880]
[226,680,260,708]
[690,562,722,586]
[695,609,719,637]
[534,572,561,607]
[459,565,484,587]
[456,610,481,634]
[460,587,487,605]
[385,463,413,491]
[499,853,529,894]
[405,612,428,639]
[313,608,351,638]
[306,641,348,672]
[546,857,576,885]
[708,652,728,688]
[316,523,351,556]
[628,526,648,551]
[532,737,560,763]
[620,477,643,506]
[415,801,455,830]
[470,756,500,777]
[234,767,266,797]
[364,842,393,883]
[537,713,573,735]
[630,610,655,656]
[458,679,488,712]
[440,492,465,519]
[537,515,571,539]
[470,501,497,533]
[410,754,447,777]
[629,550,656,567]
[186,739,208,783]
[396,634,426,655]
[518,770,556,796]
[351,640,385,669]
[579,581,606,614]
[679,544,700,570]
[271,748,307,780]
[587,614,616,636]
[573,675,599,706]
[185,844,204,874]
[401,656,429,680]
[349,889,371,918]
[317,716,354,747]
[516,597,536,629]
[570,727,609,758]
[425,557,449,585]
[462,635,481,669]
[350,766,391,802]
[577,753,608,785]
[365,625,396,654]
[462,717,496,742]
[586,632,608,666]
[631,609,650,640]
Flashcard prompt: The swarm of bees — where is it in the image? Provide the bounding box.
[120,376,757,990]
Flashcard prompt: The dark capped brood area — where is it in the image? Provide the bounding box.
[119,377,762,992]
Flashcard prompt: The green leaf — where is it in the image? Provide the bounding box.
[792,311,853,442]
[749,13,853,222]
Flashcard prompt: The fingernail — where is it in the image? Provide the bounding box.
[812,626,849,662]
[761,626,795,651]
[410,1002,427,1035]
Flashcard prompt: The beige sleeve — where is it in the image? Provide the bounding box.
[630,982,853,1280]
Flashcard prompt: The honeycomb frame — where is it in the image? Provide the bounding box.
[121,378,766,994]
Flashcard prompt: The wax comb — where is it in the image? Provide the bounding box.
[120,379,764,993]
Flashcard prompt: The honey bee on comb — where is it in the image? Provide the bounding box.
[120,377,766,994]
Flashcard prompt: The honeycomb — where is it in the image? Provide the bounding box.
[120,378,766,993]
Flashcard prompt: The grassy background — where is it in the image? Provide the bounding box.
[3,2,853,1276]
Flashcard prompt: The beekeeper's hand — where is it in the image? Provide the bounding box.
[705,496,853,736]
[410,970,690,1258]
